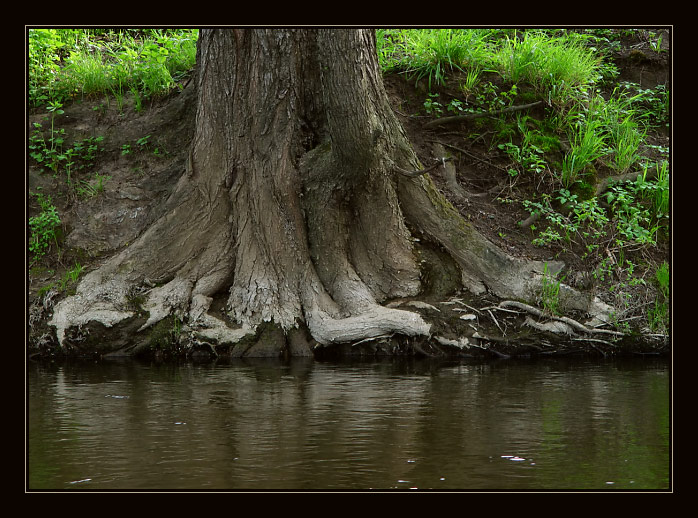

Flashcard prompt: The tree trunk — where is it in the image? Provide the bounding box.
[49,29,615,358]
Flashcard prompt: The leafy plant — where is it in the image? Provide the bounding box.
[423,93,443,115]
[650,161,670,222]
[137,134,151,149]
[28,193,61,261]
[29,113,104,185]
[618,81,669,128]
[608,115,644,173]
[459,66,484,99]
[498,114,554,176]
[605,182,658,245]
[498,141,547,176]
[28,29,74,106]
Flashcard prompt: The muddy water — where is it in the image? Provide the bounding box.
[27,357,670,491]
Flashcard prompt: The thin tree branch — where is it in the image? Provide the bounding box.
[394,157,453,177]
[428,139,510,173]
[498,300,625,337]
[423,101,544,129]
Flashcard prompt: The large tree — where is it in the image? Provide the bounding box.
[50,29,614,357]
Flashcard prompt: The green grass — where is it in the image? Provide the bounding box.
[540,262,563,315]
[560,115,606,188]
[377,28,494,90]
[28,28,198,107]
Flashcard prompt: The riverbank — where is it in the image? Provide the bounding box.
[27,29,671,362]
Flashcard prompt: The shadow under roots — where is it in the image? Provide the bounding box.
[214,321,316,359]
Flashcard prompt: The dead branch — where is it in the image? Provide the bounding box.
[487,309,505,335]
[394,157,453,177]
[429,140,510,174]
[423,101,544,129]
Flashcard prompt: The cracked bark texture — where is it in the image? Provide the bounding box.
[50,28,614,358]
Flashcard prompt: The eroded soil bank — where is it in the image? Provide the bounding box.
[27,30,670,362]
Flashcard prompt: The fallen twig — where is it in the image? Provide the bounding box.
[352,334,393,347]
[487,309,505,335]
[394,157,453,178]
[481,305,522,315]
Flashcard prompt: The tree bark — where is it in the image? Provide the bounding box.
[49,28,616,358]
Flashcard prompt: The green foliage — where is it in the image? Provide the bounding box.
[492,30,601,104]
[28,28,198,107]
[423,93,443,115]
[76,173,111,198]
[28,29,76,105]
[59,262,84,292]
[29,110,104,185]
[498,141,547,176]
[650,161,670,222]
[592,87,647,173]
[497,114,556,176]
[648,261,670,332]
[560,111,606,188]
[618,81,670,128]
[28,193,61,261]
[540,263,563,315]
[604,165,669,246]
[524,191,609,251]
[377,28,493,90]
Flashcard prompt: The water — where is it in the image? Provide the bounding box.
[27,357,670,491]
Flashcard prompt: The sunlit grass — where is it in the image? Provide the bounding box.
[28,28,198,107]
[491,30,601,104]
[377,28,493,89]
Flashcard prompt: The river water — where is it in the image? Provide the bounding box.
[27,357,670,491]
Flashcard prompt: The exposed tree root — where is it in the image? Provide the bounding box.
[305,303,431,347]
[594,166,659,197]
[496,300,623,337]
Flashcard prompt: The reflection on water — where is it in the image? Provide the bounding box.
[27,357,670,491]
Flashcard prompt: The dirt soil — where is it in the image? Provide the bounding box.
[27,30,671,361]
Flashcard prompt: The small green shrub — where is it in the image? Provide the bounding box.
[29,112,105,185]
[29,193,61,261]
